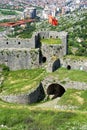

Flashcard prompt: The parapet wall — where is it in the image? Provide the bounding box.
[38,31,68,56]
[0,37,36,49]
[0,31,68,70]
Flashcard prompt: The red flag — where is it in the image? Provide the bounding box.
[48,15,58,26]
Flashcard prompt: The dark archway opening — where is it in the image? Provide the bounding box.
[67,65,71,70]
[47,83,65,99]
[42,57,46,63]
[52,59,60,72]
[18,42,21,45]
[6,42,8,44]
[35,34,41,48]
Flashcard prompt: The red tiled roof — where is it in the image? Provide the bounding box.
[0,19,35,27]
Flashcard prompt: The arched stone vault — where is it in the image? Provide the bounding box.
[47,83,65,99]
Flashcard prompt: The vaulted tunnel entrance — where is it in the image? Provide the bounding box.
[47,83,65,99]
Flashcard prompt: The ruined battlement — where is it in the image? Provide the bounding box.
[0,31,68,70]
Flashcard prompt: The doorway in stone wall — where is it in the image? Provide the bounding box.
[52,59,60,72]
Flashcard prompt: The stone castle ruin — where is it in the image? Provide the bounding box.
[0,31,68,71]
[0,30,87,72]
[0,31,87,104]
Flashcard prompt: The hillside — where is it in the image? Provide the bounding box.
[36,9,87,56]
[0,8,87,130]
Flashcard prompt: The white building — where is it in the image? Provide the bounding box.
[23,7,36,19]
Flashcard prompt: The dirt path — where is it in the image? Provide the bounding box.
[35,98,60,109]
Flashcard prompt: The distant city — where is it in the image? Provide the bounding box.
[0,0,87,15]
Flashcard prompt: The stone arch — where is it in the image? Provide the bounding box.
[52,59,60,72]
[47,83,65,99]
[67,65,71,70]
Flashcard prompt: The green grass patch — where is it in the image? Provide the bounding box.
[58,89,87,111]
[0,9,18,15]
[1,68,47,94]
[0,27,5,32]
[0,103,87,130]
[41,38,62,44]
[63,55,87,61]
[51,68,87,82]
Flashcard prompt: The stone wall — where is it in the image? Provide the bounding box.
[0,48,39,70]
[42,76,87,97]
[60,57,87,72]
[0,37,35,49]
[0,83,45,104]
[41,44,63,62]
[0,31,68,70]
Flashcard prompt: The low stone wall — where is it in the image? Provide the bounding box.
[42,76,87,95]
[61,56,87,72]
[0,83,45,104]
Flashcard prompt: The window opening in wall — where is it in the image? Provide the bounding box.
[42,57,46,63]
[67,65,71,70]
[50,36,52,38]
[43,36,44,39]
[56,36,58,38]
[6,42,8,44]
[18,42,21,44]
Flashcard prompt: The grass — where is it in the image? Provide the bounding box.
[63,55,87,61]
[0,27,5,32]
[0,67,87,130]
[0,100,87,130]
[1,67,87,94]
[41,38,62,44]
[1,68,47,94]
[58,89,87,111]
[51,68,87,83]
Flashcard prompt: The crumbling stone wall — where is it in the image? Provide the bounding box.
[0,83,45,104]
[0,31,68,70]
[0,37,36,49]
[60,57,87,72]
[0,48,39,70]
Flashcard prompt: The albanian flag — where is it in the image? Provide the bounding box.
[48,15,58,26]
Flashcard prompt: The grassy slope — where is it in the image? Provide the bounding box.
[50,68,87,83]
[1,67,87,95]
[0,100,87,130]
[58,89,87,111]
[1,68,46,94]
[0,68,87,129]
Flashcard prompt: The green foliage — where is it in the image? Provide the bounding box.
[0,9,17,15]
[0,64,9,76]
[0,27,5,32]
[8,23,36,38]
